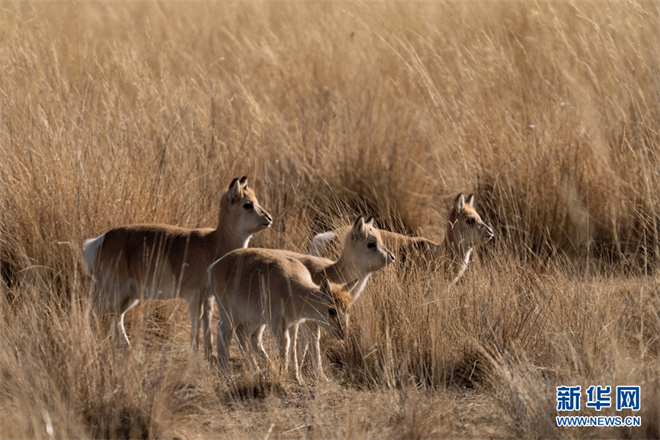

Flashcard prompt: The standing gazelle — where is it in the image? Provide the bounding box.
[208,248,354,383]
[244,216,395,380]
[309,194,493,285]
[83,176,272,358]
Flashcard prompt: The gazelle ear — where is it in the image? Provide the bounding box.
[227,177,243,203]
[466,194,475,206]
[455,193,465,212]
[351,216,367,240]
[365,216,376,228]
[239,176,249,188]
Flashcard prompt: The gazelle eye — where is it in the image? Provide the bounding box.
[466,218,475,226]
[243,202,254,210]
[328,308,337,318]
[367,242,376,249]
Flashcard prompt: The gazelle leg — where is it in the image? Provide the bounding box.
[202,295,214,360]
[296,324,311,374]
[292,322,303,384]
[313,325,329,382]
[254,324,268,360]
[216,312,233,369]
[117,298,140,347]
[275,320,291,375]
[187,296,202,351]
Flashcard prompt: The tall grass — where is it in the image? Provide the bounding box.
[1,2,659,438]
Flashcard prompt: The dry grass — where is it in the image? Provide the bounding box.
[1,1,659,439]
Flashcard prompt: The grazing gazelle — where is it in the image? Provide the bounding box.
[83,176,272,358]
[208,248,354,383]
[309,194,493,285]
[246,216,395,380]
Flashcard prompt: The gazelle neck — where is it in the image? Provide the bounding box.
[333,252,368,281]
[213,207,252,257]
[326,252,372,301]
[443,224,473,285]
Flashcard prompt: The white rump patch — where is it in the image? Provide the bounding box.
[82,234,104,275]
[308,231,337,256]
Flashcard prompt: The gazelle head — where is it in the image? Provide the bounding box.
[223,176,273,235]
[448,193,494,255]
[317,279,354,340]
[345,216,395,275]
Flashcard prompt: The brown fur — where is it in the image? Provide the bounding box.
[309,193,493,285]
[208,248,353,382]
[83,176,272,358]
[266,216,395,381]
[292,217,394,297]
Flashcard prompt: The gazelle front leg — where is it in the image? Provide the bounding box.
[202,294,214,361]
[187,295,203,352]
[216,312,233,370]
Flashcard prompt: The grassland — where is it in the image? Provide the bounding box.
[1,1,659,439]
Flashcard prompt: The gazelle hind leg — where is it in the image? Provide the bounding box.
[253,324,268,360]
[296,323,311,373]
[247,324,270,362]
[235,323,260,367]
[117,298,140,347]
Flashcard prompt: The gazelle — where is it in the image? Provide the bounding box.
[208,248,354,383]
[309,194,493,285]
[83,176,272,358]
[248,216,395,380]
